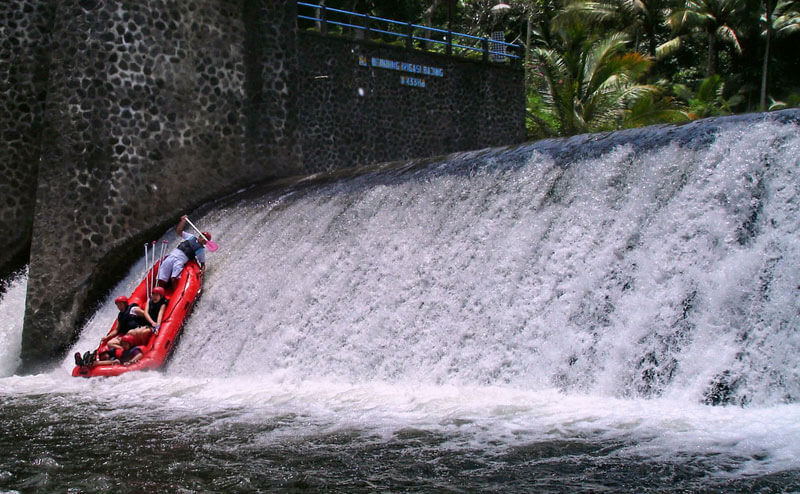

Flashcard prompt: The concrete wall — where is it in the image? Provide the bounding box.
[20,0,301,369]
[296,32,525,172]
[11,3,525,370]
[0,0,54,282]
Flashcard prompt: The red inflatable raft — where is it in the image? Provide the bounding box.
[72,259,203,378]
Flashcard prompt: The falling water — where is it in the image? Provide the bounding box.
[0,268,27,377]
[1,116,800,491]
[172,118,800,407]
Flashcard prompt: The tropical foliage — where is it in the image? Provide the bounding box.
[310,0,800,139]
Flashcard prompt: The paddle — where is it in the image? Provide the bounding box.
[184,217,219,252]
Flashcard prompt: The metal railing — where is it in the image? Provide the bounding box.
[297,2,521,64]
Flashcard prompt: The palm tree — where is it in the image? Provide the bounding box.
[563,0,679,57]
[667,0,748,76]
[760,0,800,109]
[530,20,667,135]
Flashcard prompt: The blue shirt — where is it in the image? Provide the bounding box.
[179,232,206,264]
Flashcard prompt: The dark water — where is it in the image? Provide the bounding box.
[1,389,799,493]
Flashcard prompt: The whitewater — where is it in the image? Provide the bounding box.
[1,117,799,491]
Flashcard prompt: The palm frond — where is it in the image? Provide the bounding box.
[716,25,742,52]
[656,36,682,58]
[623,90,690,127]
[583,32,631,93]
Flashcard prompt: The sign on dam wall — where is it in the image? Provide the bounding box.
[296,32,525,173]
[2,1,525,370]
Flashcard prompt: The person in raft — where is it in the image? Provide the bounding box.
[74,334,146,368]
[90,335,144,367]
[157,214,210,289]
[144,286,168,337]
[73,287,167,367]
[101,295,158,351]
[117,285,169,347]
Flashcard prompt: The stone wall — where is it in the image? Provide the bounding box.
[14,3,525,370]
[296,31,526,173]
[0,0,54,282]
[20,0,301,369]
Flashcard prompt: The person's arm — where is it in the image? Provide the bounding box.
[156,304,166,326]
[131,306,153,326]
[175,215,188,237]
[140,302,157,327]
[152,304,166,334]
[101,323,119,344]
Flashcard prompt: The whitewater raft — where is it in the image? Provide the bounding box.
[72,259,203,378]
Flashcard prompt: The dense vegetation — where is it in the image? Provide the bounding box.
[303,0,800,139]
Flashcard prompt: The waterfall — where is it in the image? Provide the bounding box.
[152,117,800,407]
[2,116,799,409]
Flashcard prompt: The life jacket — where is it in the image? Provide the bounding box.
[177,237,203,261]
[117,303,145,334]
[147,297,169,323]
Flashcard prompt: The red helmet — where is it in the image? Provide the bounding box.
[201,231,211,241]
[97,345,110,355]
[152,286,166,297]
[114,296,128,305]
[121,335,136,345]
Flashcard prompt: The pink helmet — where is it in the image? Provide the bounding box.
[152,286,166,297]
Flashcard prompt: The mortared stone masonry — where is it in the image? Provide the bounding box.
[2,1,525,370]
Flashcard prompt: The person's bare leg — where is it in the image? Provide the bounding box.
[128,327,153,346]
[107,336,123,351]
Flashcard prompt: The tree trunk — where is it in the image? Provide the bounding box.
[707,26,717,76]
[423,0,445,49]
[760,0,774,111]
[525,15,532,80]
[646,22,657,58]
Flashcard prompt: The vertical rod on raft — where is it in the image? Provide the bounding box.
[160,240,167,264]
[158,240,168,287]
[147,244,151,301]
[144,243,150,300]
[149,241,157,297]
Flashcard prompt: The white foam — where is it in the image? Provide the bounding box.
[160,121,800,407]
[0,269,27,377]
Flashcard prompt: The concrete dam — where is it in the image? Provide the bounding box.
[1,0,524,369]
[3,2,800,491]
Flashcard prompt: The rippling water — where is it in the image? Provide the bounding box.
[2,374,799,492]
[2,117,800,492]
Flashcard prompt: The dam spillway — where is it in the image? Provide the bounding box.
[163,112,800,407]
[1,113,800,490]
